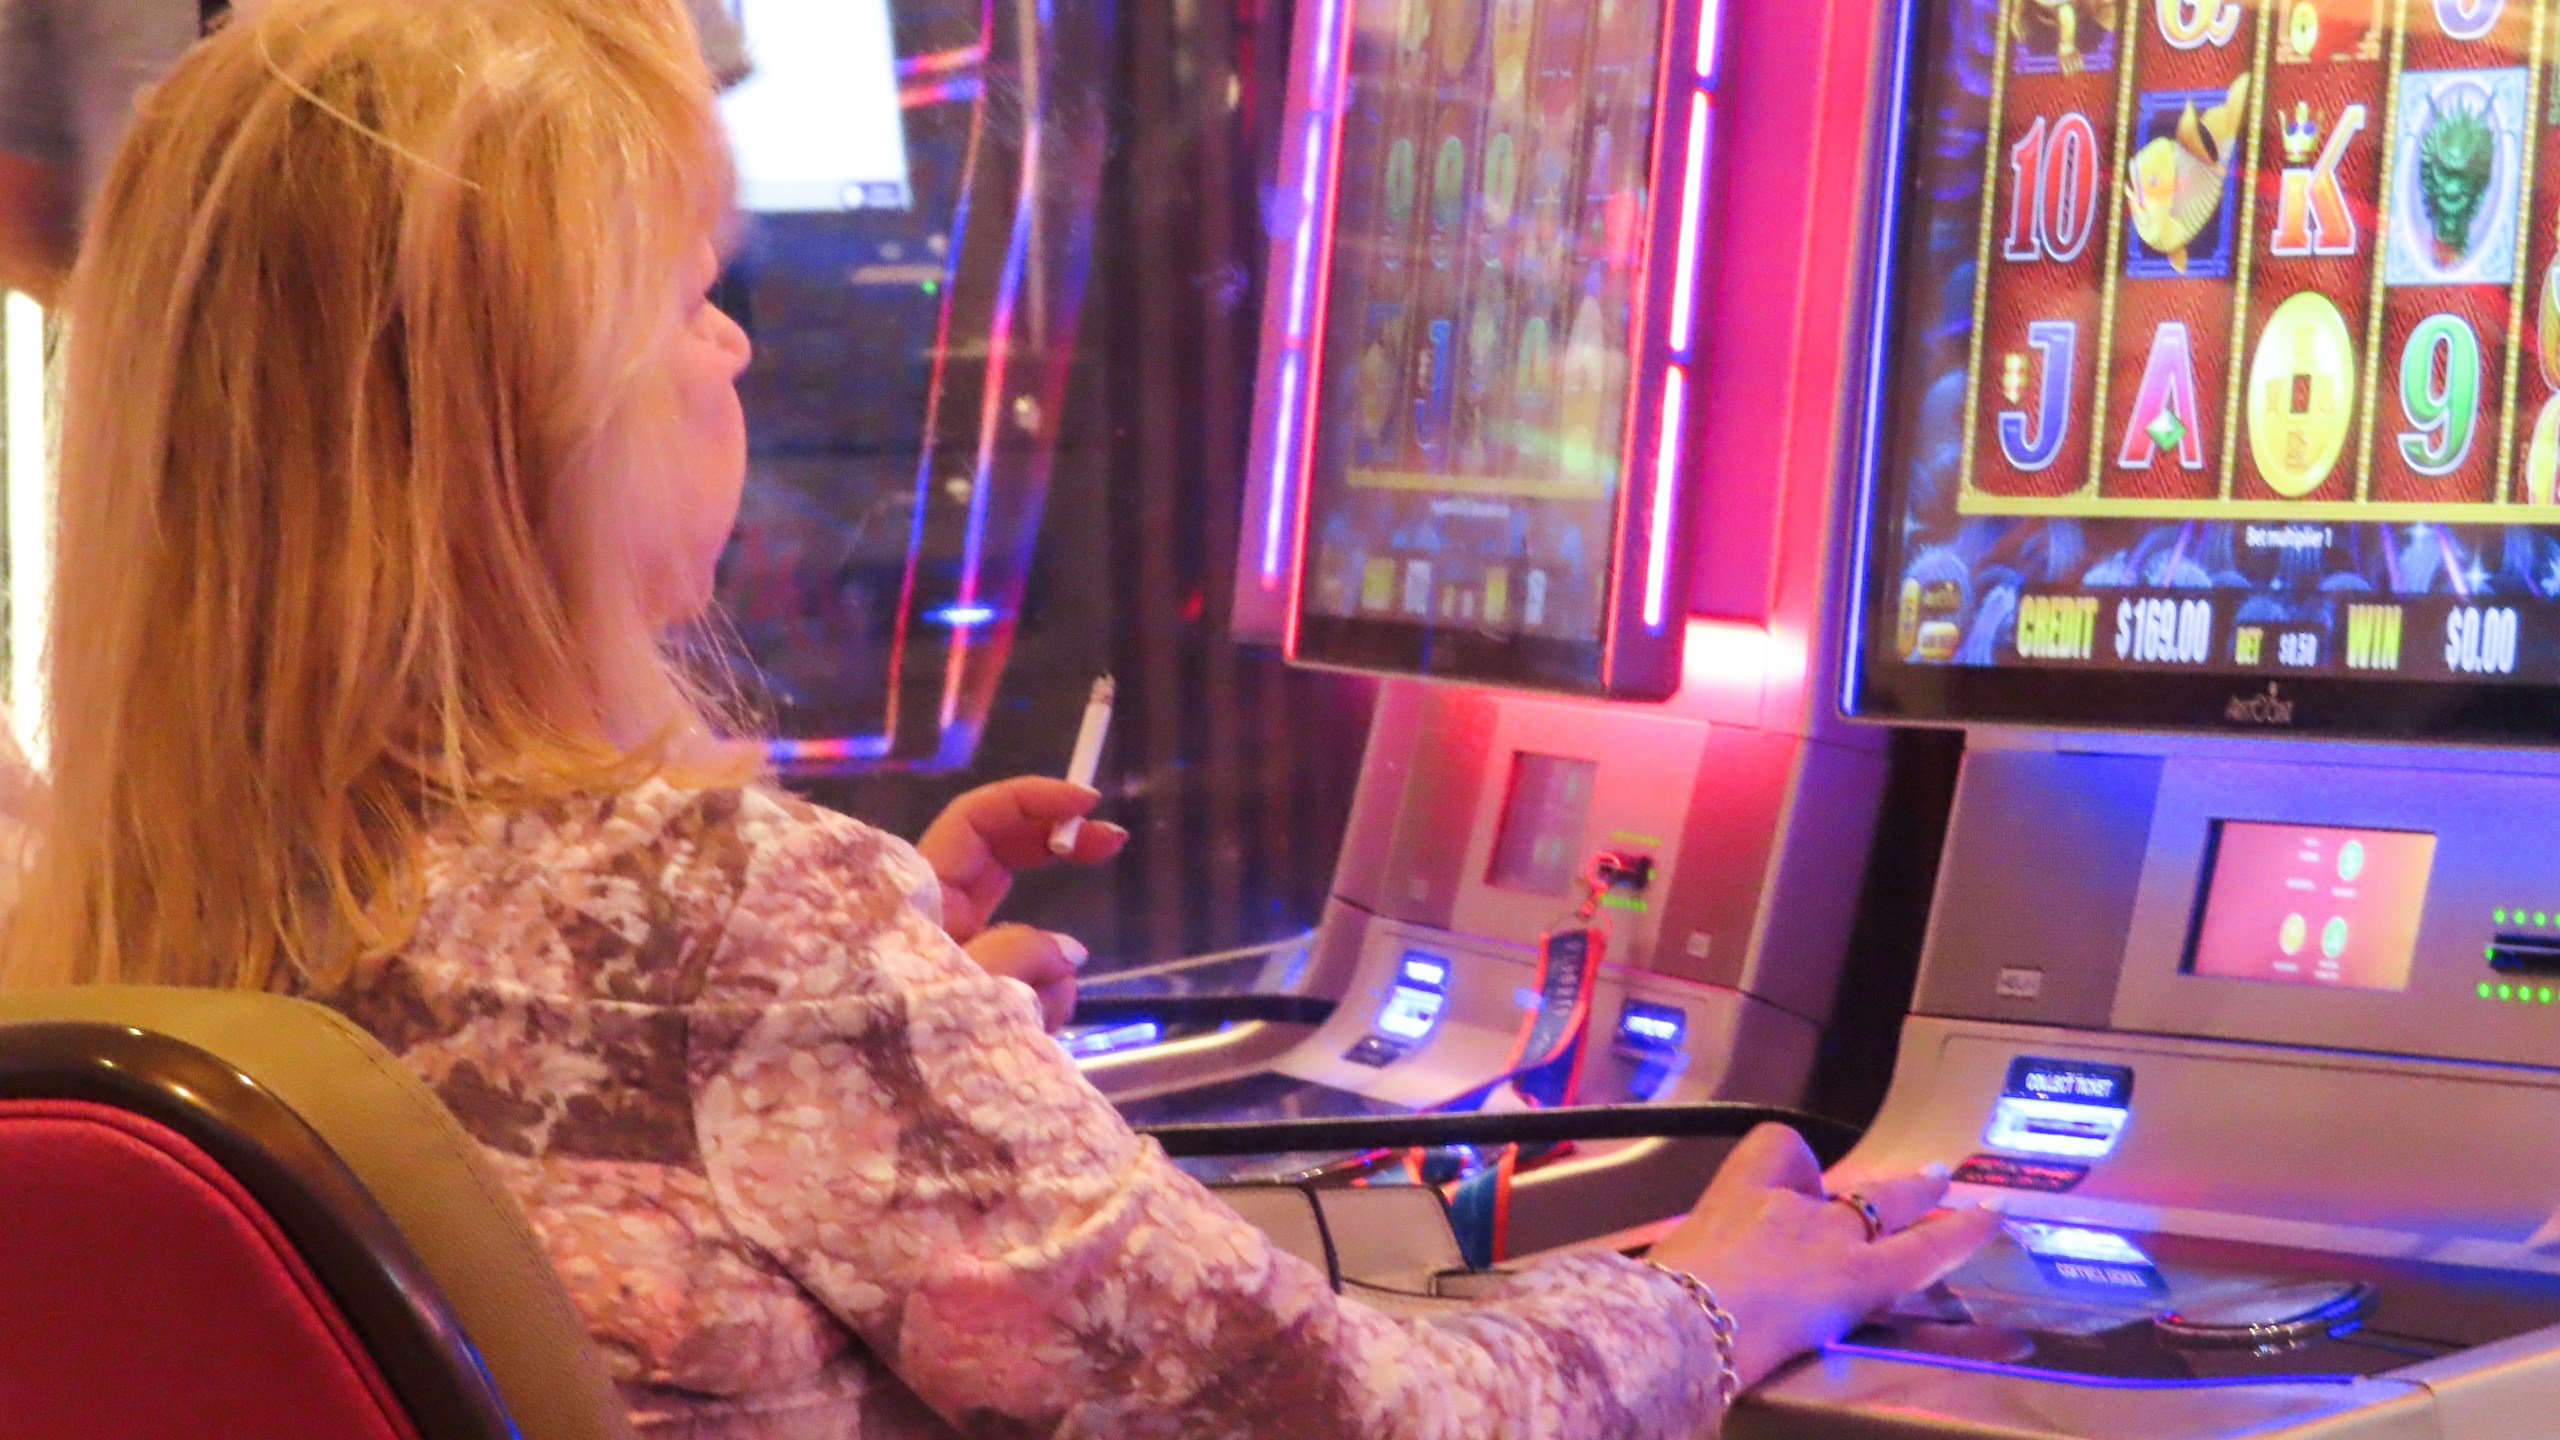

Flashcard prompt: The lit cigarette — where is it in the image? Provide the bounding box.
[1050,675,1115,857]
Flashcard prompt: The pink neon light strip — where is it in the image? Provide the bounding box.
[1668,94,1709,354]
[1695,0,1724,84]
[1645,366,1687,631]
[1283,0,1358,654]
[898,44,987,79]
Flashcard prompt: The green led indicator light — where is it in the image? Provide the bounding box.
[2498,909,2510,924]
[2482,981,2497,999]
[2500,985,2515,1000]
[2490,944,2500,961]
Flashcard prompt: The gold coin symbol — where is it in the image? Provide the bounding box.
[1398,0,1430,64]
[2527,395,2560,505]
[2539,257,2560,390]
[2247,292,2356,499]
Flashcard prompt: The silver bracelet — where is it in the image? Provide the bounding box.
[1641,1258,1741,1406]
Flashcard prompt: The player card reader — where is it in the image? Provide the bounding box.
[2489,935,2560,976]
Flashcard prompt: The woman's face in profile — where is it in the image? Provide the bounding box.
[644,240,755,624]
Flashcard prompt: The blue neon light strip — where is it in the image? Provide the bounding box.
[1827,1341,2358,1391]
[1668,96,1711,352]
[1842,0,1919,716]
[767,735,897,766]
[1063,1019,1165,1059]
[1262,357,1303,580]
[1645,366,1687,630]
[1285,109,1328,342]
[1617,1000,1687,1050]
[938,0,1048,731]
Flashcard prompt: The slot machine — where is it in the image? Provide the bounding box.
[1071,0,1907,1259]
[1741,1,2560,1435]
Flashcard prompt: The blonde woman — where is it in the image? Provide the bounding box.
[4,0,1997,1435]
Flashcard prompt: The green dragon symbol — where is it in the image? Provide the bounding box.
[2418,97,2497,259]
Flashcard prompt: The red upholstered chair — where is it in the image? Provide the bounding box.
[0,987,634,1440]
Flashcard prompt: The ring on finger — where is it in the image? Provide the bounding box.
[1830,1191,1887,1243]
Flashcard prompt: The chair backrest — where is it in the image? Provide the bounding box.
[0,987,634,1440]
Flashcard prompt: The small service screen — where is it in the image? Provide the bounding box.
[1298,0,1663,655]
[2187,821,2436,992]
[1615,999,1688,1054]
[720,0,913,212]
[2009,1221,2166,1293]
[1377,952,1453,1040]
[1486,752,1599,895]
[1858,1,2560,709]
[2010,1221,2155,1268]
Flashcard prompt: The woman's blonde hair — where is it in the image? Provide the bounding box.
[3,0,753,991]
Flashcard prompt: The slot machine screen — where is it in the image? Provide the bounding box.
[1849,0,2560,740]
[1487,752,1599,895]
[1291,0,1671,692]
[720,0,912,212]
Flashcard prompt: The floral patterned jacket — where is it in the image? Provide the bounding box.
[307,781,1726,1439]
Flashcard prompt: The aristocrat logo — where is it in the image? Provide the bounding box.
[2224,683,2296,726]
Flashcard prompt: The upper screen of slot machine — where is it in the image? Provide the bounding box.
[1290,0,1667,691]
[1850,0,2560,742]
[719,0,911,213]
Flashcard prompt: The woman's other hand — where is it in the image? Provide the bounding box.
[1646,1124,2003,1390]
[963,923,1085,1032]
[916,777,1129,942]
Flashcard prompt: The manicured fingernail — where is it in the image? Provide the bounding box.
[1923,1161,1951,1181]
[1060,936,1090,969]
